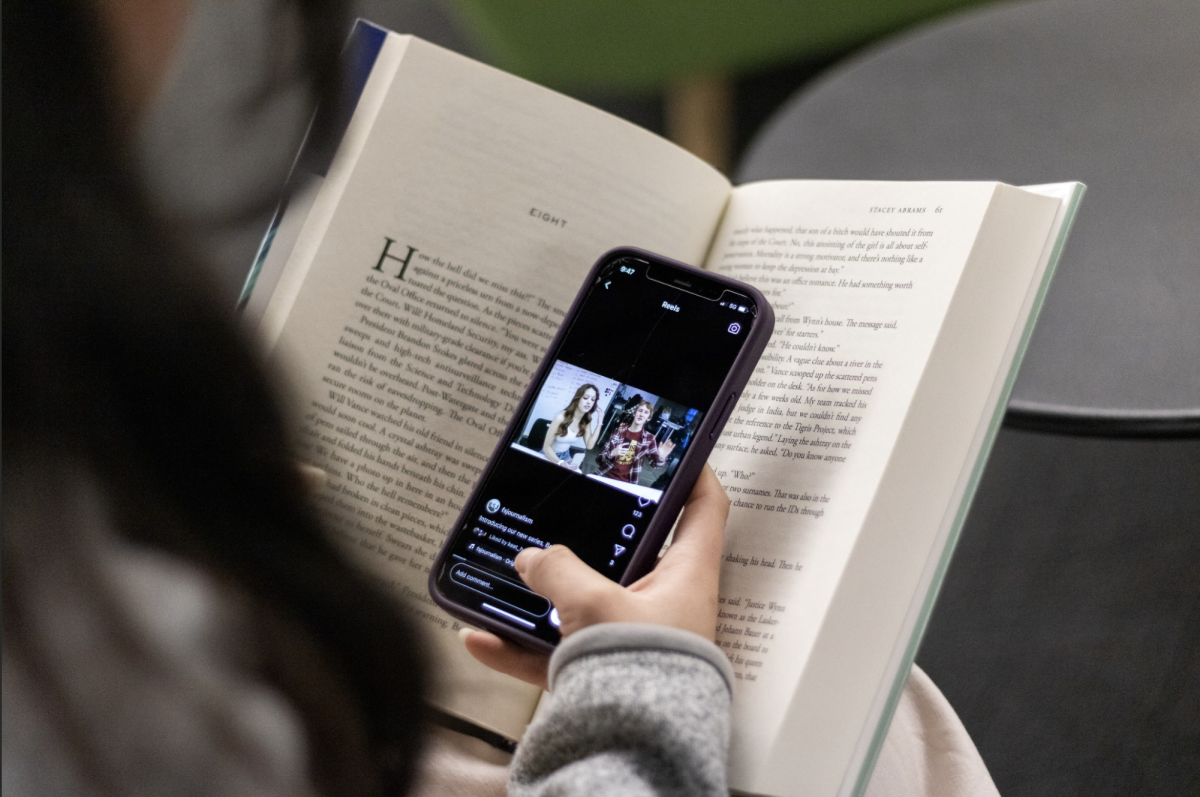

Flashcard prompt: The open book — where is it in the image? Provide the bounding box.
[243,22,1083,797]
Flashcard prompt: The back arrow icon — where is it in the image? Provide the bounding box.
[604,281,611,289]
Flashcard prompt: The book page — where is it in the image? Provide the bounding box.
[257,35,731,739]
[704,180,1041,786]
[801,183,1078,797]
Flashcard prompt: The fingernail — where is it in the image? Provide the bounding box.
[296,463,327,494]
[457,627,474,645]
[514,546,540,574]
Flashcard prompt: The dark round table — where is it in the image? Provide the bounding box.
[737,0,1200,437]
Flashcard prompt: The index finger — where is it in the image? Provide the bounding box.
[653,465,729,575]
[460,628,549,690]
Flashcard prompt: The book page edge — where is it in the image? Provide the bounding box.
[748,183,1060,797]
[838,181,1085,797]
[256,34,411,350]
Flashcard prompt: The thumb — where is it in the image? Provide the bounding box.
[515,545,620,635]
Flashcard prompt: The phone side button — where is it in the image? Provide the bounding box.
[450,563,551,618]
[710,392,739,440]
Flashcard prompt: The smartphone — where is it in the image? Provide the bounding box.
[429,248,773,650]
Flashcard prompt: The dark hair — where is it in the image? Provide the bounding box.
[2,3,426,795]
[556,384,600,439]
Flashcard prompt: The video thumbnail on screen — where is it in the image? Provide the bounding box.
[509,360,705,503]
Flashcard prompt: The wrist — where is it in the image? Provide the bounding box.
[548,623,733,694]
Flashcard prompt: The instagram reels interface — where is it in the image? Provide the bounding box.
[434,256,760,644]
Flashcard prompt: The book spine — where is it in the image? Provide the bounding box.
[238,20,391,309]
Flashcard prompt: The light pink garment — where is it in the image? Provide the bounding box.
[411,729,511,797]
[864,665,1000,797]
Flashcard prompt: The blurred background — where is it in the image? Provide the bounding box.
[352,3,1200,796]
[356,0,996,174]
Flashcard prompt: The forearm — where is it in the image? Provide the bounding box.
[509,624,732,797]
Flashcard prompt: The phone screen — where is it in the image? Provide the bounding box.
[433,254,761,644]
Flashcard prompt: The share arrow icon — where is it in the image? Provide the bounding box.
[613,544,626,557]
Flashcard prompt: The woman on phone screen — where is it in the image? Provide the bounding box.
[542,384,601,470]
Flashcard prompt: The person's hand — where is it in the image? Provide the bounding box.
[659,438,676,459]
[609,441,630,460]
[461,465,729,689]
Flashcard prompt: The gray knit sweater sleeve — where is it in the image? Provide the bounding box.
[508,623,734,797]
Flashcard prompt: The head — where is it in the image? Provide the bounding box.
[4,2,426,795]
[631,401,655,429]
[576,385,599,413]
[557,384,599,438]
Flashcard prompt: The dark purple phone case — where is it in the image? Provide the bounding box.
[428,247,775,652]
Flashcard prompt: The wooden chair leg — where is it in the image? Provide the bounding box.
[666,75,732,175]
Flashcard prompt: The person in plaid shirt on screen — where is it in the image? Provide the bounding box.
[595,401,676,483]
